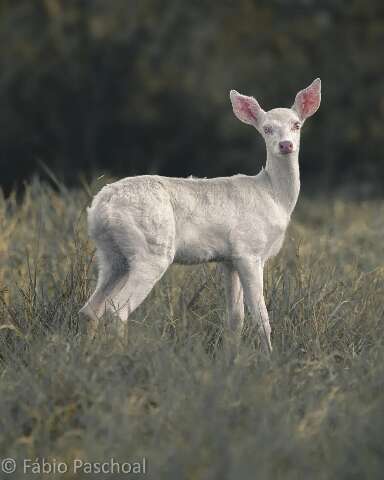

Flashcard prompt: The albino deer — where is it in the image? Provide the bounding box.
[80,79,321,353]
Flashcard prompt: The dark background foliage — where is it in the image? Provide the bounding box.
[0,0,383,195]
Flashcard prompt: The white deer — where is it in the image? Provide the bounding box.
[80,79,321,353]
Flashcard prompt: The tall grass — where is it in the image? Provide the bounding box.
[1,178,384,479]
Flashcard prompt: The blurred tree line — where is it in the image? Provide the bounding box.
[0,0,383,195]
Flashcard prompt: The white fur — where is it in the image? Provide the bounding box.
[80,79,321,353]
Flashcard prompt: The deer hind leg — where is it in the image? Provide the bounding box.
[81,193,175,338]
[105,255,171,337]
[79,234,129,336]
[221,263,245,345]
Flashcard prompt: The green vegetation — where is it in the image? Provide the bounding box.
[1,179,384,479]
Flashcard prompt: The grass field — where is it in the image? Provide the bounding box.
[1,178,384,479]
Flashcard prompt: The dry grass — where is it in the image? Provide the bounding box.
[1,178,384,479]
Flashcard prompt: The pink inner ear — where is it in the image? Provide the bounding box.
[298,88,320,118]
[238,98,258,122]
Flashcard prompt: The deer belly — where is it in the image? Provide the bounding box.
[173,225,228,265]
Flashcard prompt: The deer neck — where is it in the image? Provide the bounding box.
[265,150,300,215]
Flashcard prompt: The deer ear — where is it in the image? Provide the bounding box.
[292,78,321,121]
[230,90,265,127]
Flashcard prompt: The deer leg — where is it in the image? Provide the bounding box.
[79,242,129,336]
[221,263,244,344]
[106,255,171,337]
[234,256,272,354]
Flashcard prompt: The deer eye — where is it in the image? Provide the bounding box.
[263,125,273,135]
[292,121,301,131]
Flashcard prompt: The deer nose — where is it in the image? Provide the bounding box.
[279,141,293,154]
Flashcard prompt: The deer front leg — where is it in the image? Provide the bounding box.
[234,256,272,354]
[221,263,245,344]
